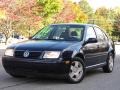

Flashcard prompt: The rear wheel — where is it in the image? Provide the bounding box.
[66,57,85,84]
[103,53,114,73]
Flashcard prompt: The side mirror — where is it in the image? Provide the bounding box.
[85,38,98,44]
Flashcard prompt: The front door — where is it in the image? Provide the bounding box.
[83,27,99,67]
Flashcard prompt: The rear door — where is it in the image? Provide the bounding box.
[94,27,109,63]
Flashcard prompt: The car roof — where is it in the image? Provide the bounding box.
[51,23,98,27]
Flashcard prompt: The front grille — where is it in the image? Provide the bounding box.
[14,51,42,59]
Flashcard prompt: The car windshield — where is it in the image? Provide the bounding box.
[32,25,85,41]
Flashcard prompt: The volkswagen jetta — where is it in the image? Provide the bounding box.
[2,24,115,83]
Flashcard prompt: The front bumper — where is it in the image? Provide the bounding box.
[2,56,71,76]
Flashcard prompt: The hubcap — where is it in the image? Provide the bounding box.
[109,56,114,71]
[69,61,83,81]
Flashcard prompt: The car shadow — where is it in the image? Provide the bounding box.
[17,68,105,85]
[85,68,104,77]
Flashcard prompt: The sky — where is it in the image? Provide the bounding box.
[73,0,120,10]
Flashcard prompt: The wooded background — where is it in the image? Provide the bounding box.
[0,0,120,41]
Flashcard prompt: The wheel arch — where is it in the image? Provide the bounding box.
[73,53,85,62]
[109,50,115,59]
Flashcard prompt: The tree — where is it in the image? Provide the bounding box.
[54,1,76,23]
[36,0,63,25]
[0,0,18,43]
[95,7,110,19]
[0,9,6,19]
[113,7,120,32]
[93,7,114,35]
[55,1,88,23]
[111,7,120,40]
[113,13,120,31]
[0,0,42,39]
[92,14,113,34]
[73,3,88,23]
[79,0,93,17]
[14,0,42,37]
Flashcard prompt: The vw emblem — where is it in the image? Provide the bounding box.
[23,50,29,57]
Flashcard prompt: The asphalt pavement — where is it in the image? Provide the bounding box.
[0,45,120,90]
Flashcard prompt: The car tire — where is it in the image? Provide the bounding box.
[102,53,114,73]
[66,57,85,84]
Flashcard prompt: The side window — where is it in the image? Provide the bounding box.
[103,32,108,41]
[85,27,96,40]
[94,27,105,41]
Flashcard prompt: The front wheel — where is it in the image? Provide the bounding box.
[66,57,85,84]
[103,53,114,73]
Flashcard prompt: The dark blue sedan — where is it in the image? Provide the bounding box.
[2,24,115,83]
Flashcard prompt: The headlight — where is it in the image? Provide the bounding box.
[43,51,61,59]
[5,49,14,56]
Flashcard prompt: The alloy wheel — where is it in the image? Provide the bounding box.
[69,61,83,82]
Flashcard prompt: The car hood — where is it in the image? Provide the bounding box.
[11,40,82,51]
